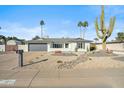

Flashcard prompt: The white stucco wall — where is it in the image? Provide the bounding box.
[96,44,103,50]
[47,42,90,52]
[106,43,124,51]
[0,45,5,52]
[0,45,28,52]
[0,43,91,52]
[96,43,124,51]
[18,45,28,52]
[77,43,90,52]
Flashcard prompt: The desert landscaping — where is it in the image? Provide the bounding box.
[0,5,124,88]
[0,51,124,88]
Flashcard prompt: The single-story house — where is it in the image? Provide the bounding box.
[6,40,28,52]
[95,41,124,51]
[6,40,22,51]
[27,38,92,52]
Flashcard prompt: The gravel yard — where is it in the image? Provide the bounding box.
[0,51,124,87]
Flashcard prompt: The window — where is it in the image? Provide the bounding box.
[51,43,63,48]
[77,42,85,49]
[77,42,82,48]
[65,43,69,48]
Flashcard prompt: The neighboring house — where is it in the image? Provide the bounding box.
[6,40,22,51]
[0,45,5,52]
[7,40,22,45]
[0,40,5,52]
[95,41,124,51]
[27,38,92,52]
[7,40,28,52]
[0,42,4,45]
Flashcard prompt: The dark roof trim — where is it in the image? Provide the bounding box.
[27,38,92,44]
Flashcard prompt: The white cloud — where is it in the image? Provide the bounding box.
[0,17,123,41]
[0,22,42,40]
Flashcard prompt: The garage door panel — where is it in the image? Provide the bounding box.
[29,44,47,51]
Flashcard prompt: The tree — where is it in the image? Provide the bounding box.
[0,35,7,51]
[78,21,83,38]
[95,6,116,50]
[5,36,26,44]
[6,36,19,41]
[40,20,45,38]
[82,21,88,39]
[94,38,99,43]
[7,36,13,40]
[32,35,40,40]
[0,28,7,51]
[78,21,88,39]
[116,32,124,41]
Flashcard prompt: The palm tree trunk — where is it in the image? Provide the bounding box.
[41,26,43,38]
[80,27,82,38]
[83,28,86,39]
[3,39,7,52]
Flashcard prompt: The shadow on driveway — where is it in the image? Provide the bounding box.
[23,59,48,67]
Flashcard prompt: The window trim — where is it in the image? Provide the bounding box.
[77,42,85,49]
[51,43,63,48]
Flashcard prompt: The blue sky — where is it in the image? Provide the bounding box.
[0,5,124,41]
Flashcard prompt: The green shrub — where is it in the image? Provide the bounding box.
[90,46,96,51]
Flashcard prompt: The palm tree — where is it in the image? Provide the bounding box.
[82,21,88,39]
[40,20,45,38]
[77,21,83,38]
[77,21,88,39]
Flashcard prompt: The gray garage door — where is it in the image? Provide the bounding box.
[29,43,47,51]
